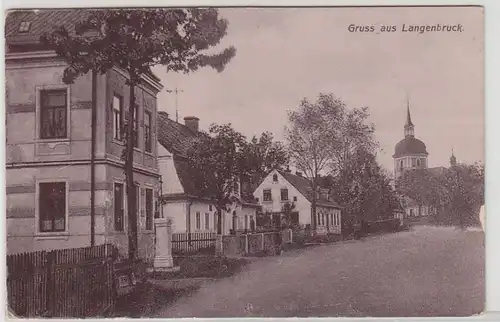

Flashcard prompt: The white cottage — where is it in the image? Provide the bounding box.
[253,169,343,235]
[156,112,260,235]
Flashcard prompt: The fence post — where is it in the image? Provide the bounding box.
[44,251,55,318]
[290,229,293,243]
[261,233,265,251]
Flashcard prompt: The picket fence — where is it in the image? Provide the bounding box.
[7,244,117,318]
[171,232,217,254]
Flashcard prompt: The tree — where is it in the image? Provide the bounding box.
[42,8,236,260]
[240,131,289,199]
[326,147,398,229]
[285,93,376,230]
[396,162,484,228]
[184,124,248,234]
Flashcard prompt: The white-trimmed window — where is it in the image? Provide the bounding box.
[113,94,123,141]
[38,181,67,232]
[196,212,201,230]
[39,88,69,140]
[145,188,154,230]
[263,189,272,202]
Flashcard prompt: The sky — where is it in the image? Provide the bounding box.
[152,6,484,174]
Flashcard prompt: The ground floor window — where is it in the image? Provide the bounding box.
[196,212,201,230]
[114,183,125,231]
[145,188,153,230]
[39,182,66,232]
[205,213,210,230]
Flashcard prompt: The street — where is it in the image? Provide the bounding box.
[154,226,484,318]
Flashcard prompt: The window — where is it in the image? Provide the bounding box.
[244,215,248,230]
[273,174,278,182]
[411,158,417,167]
[213,213,218,231]
[209,205,213,211]
[196,212,201,230]
[144,110,152,152]
[145,188,153,230]
[19,21,32,33]
[263,189,272,201]
[293,196,297,202]
[114,183,124,231]
[133,104,139,148]
[399,160,404,170]
[113,95,123,140]
[205,213,210,230]
[280,188,289,201]
[40,89,67,139]
[39,182,66,232]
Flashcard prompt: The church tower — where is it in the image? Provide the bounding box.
[393,100,429,180]
[450,148,457,167]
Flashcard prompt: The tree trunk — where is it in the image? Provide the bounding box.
[126,80,138,260]
[311,182,317,232]
[217,207,222,235]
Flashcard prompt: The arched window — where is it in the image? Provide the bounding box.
[272,174,278,182]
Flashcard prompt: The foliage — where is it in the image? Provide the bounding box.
[396,162,484,227]
[325,147,399,227]
[41,8,235,258]
[285,93,377,229]
[185,124,248,231]
[240,131,289,199]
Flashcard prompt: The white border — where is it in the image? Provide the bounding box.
[2,1,499,321]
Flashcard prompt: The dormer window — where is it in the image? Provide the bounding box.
[272,174,278,182]
[19,21,32,33]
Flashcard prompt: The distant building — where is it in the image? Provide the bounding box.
[156,112,260,235]
[5,10,162,260]
[393,101,456,219]
[253,169,343,235]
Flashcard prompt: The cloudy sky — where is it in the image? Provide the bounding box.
[152,6,484,174]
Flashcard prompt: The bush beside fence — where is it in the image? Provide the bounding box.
[7,244,117,318]
[216,229,292,257]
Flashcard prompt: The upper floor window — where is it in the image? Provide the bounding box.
[273,174,278,182]
[293,196,298,202]
[133,104,139,148]
[40,89,67,139]
[113,94,123,141]
[281,188,289,201]
[263,189,272,202]
[144,110,152,152]
[39,182,66,232]
[19,21,32,33]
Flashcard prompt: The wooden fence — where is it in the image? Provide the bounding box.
[7,244,117,318]
[172,232,217,255]
[217,229,293,257]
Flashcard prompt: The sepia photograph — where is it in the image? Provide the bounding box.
[4,6,485,318]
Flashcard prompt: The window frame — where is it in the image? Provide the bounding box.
[112,94,124,142]
[113,181,126,232]
[195,211,201,230]
[263,189,272,202]
[280,188,289,201]
[145,188,154,231]
[205,212,210,230]
[36,85,70,142]
[35,179,69,235]
[144,109,153,153]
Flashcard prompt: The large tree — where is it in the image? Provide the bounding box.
[184,124,248,234]
[42,8,236,260]
[325,147,399,229]
[240,131,289,199]
[285,93,376,230]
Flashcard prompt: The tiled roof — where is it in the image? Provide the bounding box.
[277,170,342,209]
[157,111,258,205]
[5,9,161,82]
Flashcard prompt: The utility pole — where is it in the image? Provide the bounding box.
[165,88,184,122]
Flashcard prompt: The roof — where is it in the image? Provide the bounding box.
[277,170,342,209]
[5,9,160,82]
[157,112,258,206]
[393,136,428,158]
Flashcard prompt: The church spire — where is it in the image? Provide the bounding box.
[450,147,457,166]
[404,98,415,137]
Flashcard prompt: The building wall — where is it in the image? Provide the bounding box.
[253,170,312,226]
[157,143,184,194]
[6,55,161,261]
[394,154,428,179]
[315,206,342,235]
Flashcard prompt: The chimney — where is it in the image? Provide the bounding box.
[158,111,169,119]
[184,116,199,132]
[295,171,302,177]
